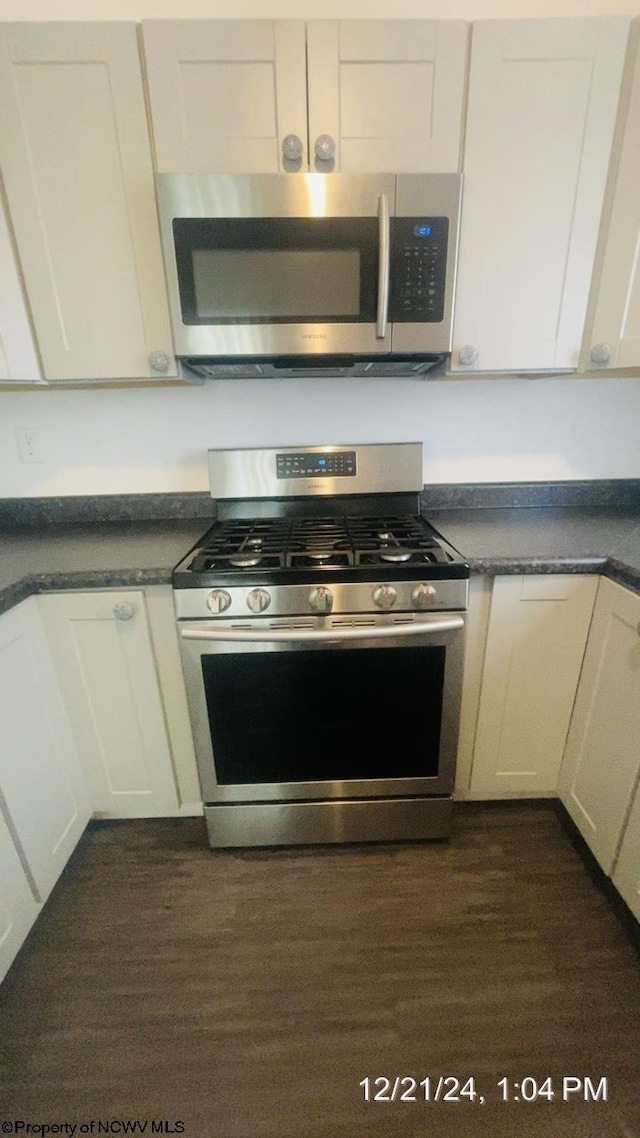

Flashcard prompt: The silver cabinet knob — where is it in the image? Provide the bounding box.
[206,589,232,615]
[246,588,271,614]
[373,584,397,610]
[314,134,336,162]
[459,344,479,366]
[148,351,170,374]
[113,602,134,621]
[411,583,437,609]
[589,343,611,367]
[282,133,303,162]
[309,586,333,614]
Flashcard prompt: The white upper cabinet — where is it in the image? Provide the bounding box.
[0,22,175,381]
[143,21,308,174]
[582,22,640,372]
[143,20,468,175]
[0,189,41,384]
[306,22,467,173]
[452,19,630,373]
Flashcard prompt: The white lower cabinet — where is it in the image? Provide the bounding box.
[0,810,40,985]
[38,589,201,819]
[467,574,598,796]
[0,596,91,982]
[612,785,640,922]
[559,577,640,876]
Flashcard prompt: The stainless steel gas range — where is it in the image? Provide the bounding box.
[173,443,469,848]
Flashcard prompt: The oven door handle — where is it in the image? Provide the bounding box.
[376,193,390,339]
[180,616,464,644]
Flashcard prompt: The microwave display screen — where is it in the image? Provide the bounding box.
[192,249,360,320]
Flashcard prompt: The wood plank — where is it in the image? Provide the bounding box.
[0,804,638,1137]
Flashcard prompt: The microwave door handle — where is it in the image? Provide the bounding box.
[376,193,390,339]
[180,616,464,644]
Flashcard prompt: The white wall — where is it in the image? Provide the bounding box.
[1,0,638,18]
[1,0,640,495]
[2,376,640,496]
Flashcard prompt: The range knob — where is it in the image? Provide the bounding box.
[309,586,333,613]
[206,589,232,615]
[373,584,397,609]
[411,583,437,609]
[246,587,271,614]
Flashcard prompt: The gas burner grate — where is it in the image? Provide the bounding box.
[189,518,289,571]
[187,513,452,573]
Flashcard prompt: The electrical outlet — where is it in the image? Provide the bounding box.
[16,427,42,463]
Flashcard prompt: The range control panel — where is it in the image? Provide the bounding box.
[276,450,357,479]
[390,217,449,323]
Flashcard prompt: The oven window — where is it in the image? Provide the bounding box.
[201,644,445,785]
[173,217,378,325]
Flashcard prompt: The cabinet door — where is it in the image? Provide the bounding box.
[39,592,181,819]
[0,809,40,985]
[0,598,91,904]
[452,19,629,373]
[306,21,467,173]
[0,22,175,380]
[582,22,640,371]
[559,577,640,875]
[143,20,308,173]
[0,189,41,383]
[470,575,598,796]
[612,781,640,922]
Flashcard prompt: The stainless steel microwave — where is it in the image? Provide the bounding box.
[155,173,462,378]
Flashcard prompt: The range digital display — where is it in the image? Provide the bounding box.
[276,451,357,479]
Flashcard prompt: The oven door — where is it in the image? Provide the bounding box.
[178,613,465,805]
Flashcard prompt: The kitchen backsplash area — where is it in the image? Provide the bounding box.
[2,374,640,497]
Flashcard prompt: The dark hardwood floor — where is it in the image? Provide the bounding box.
[1,803,639,1138]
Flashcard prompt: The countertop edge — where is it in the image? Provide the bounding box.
[466,557,606,576]
[0,567,173,618]
[2,556,639,621]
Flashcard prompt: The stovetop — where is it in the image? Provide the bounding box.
[173,512,468,588]
[173,444,468,617]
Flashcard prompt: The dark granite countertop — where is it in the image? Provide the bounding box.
[1,482,640,617]
[416,480,637,591]
[419,479,640,594]
[0,518,210,616]
[425,507,640,587]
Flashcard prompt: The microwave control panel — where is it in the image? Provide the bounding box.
[389,218,449,323]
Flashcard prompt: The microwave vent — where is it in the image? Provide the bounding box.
[180,354,448,380]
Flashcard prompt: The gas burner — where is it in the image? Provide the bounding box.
[228,553,263,568]
[289,552,352,569]
[379,549,412,563]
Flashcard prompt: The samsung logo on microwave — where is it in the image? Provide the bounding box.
[301,333,328,341]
